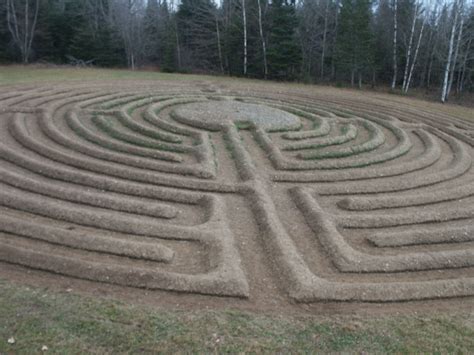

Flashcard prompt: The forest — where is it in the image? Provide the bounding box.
[1,0,473,101]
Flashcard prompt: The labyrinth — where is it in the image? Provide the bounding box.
[0,80,473,304]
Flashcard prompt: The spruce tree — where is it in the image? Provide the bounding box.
[33,0,57,62]
[67,0,124,67]
[45,1,79,63]
[162,8,178,73]
[177,0,220,71]
[266,0,301,80]
[143,0,161,65]
[222,0,244,75]
[0,4,10,62]
[336,0,374,87]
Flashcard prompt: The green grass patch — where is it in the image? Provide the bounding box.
[0,66,205,86]
[0,280,473,353]
[92,115,186,153]
[235,121,252,130]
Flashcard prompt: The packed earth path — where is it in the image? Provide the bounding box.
[0,78,473,312]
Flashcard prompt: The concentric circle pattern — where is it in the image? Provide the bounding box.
[0,81,473,303]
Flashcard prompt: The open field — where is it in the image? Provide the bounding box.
[0,67,473,352]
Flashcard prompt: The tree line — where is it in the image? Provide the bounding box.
[1,0,473,101]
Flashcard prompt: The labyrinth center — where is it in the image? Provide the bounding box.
[0,82,473,303]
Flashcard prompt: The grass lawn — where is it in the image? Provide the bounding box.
[0,65,208,86]
[1,280,473,354]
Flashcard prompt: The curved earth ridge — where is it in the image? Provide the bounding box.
[0,81,473,305]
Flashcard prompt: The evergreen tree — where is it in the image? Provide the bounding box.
[0,3,10,62]
[143,0,161,64]
[222,0,244,75]
[67,0,124,67]
[177,0,220,71]
[336,0,374,87]
[32,0,57,62]
[245,0,266,77]
[266,0,301,80]
[0,0,471,95]
[161,3,179,72]
[69,24,124,67]
[373,0,395,83]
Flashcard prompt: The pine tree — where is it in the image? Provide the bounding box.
[222,0,244,75]
[67,0,124,67]
[0,3,10,62]
[162,6,178,73]
[374,0,395,83]
[221,0,264,77]
[177,0,220,71]
[32,0,57,62]
[266,0,301,80]
[143,0,161,65]
[336,0,374,87]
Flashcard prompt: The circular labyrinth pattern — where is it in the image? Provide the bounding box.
[0,81,473,303]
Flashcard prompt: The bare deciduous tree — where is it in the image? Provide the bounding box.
[401,1,419,92]
[110,0,146,70]
[441,0,460,102]
[447,0,465,99]
[215,8,225,74]
[404,3,427,93]
[320,0,330,79]
[242,0,247,75]
[257,0,268,78]
[6,0,40,63]
[391,0,398,89]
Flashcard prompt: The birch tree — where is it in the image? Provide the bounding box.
[403,3,427,93]
[6,0,40,63]
[320,0,330,79]
[391,0,398,89]
[110,0,146,70]
[401,1,419,92]
[257,0,268,78]
[215,8,225,74]
[331,0,340,79]
[441,0,459,103]
[242,0,248,75]
[447,0,464,99]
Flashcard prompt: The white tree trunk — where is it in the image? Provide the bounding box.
[6,0,40,64]
[446,9,464,99]
[257,0,268,78]
[402,2,419,92]
[320,0,330,79]
[242,0,248,76]
[441,0,459,103]
[404,5,427,93]
[175,21,182,70]
[26,0,40,63]
[24,0,29,62]
[391,0,398,89]
[215,14,224,74]
[331,0,340,79]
